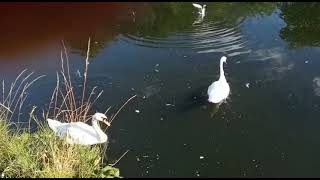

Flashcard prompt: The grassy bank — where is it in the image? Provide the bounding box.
[0,38,127,178]
[0,121,120,178]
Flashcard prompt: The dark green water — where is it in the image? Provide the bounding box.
[1,2,320,177]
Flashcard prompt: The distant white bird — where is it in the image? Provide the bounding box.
[207,56,230,103]
[132,10,136,23]
[47,112,111,145]
[192,3,206,18]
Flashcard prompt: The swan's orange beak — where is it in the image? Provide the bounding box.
[103,120,111,126]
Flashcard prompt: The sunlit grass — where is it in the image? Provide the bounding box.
[0,120,120,178]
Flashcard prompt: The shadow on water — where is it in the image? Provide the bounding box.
[177,86,207,112]
[176,85,229,119]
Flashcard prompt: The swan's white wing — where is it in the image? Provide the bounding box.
[47,119,65,133]
[207,81,219,95]
[192,3,202,9]
[208,81,230,103]
[62,122,101,145]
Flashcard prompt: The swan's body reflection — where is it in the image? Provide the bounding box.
[193,13,204,25]
[207,102,222,118]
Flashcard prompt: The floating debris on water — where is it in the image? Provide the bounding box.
[135,109,140,113]
[195,170,200,177]
[165,103,175,107]
[236,61,241,64]
[245,83,250,88]
[305,60,309,64]
[281,152,286,160]
[154,64,160,73]
[313,77,320,96]
[187,82,192,89]
[200,156,204,159]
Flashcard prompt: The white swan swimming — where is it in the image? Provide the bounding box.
[192,3,206,19]
[207,56,230,103]
[47,112,111,145]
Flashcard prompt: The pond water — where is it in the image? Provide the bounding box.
[1,2,320,177]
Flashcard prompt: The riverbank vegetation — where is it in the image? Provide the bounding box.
[0,38,126,178]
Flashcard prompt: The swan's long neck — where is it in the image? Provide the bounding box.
[219,59,225,81]
[92,119,106,139]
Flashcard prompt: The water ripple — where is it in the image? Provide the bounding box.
[119,20,251,57]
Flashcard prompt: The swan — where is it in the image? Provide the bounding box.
[47,112,111,145]
[207,56,230,103]
[192,3,206,18]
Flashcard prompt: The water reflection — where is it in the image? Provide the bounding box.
[249,47,294,81]
[252,47,286,61]
[0,3,148,59]
[279,2,320,48]
[192,11,204,25]
[0,2,280,60]
[207,103,221,118]
[120,2,276,56]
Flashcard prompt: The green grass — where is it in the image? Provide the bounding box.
[0,120,121,178]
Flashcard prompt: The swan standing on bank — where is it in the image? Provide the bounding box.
[47,112,111,145]
[192,3,206,19]
[207,56,230,103]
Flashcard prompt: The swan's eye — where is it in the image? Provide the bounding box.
[101,117,108,121]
